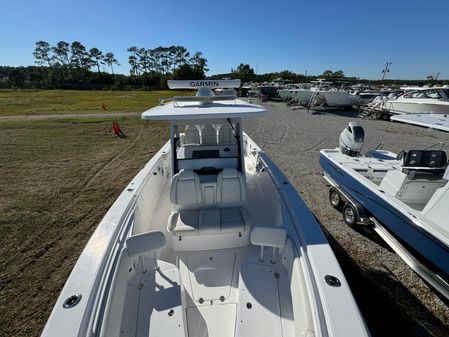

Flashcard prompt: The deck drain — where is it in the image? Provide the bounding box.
[199,298,204,304]
[219,296,225,302]
[63,293,82,308]
[168,309,174,317]
[246,302,252,309]
[325,275,341,287]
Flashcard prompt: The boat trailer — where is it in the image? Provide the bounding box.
[324,174,449,300]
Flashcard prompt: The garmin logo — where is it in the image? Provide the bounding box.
[189,81,220,87]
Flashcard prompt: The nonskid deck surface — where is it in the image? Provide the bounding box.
[322,149,400,185]
[129,246,293,337]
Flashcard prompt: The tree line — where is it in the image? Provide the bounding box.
[211,63,448,86]
[1,45,447,89]
[0,41,209,89]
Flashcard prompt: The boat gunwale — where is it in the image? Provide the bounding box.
[41,141,171,337]
[250,137,369,337]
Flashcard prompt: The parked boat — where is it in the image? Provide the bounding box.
[320,122,449,300]
[289,80,359,109]
[385,86,449,115]
[319,90,359,107]
[258,78,288,100]
[42,80,368,337]
[277,83,311,102]
[350,90,381,105]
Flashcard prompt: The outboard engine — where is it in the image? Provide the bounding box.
[339,122,365,157]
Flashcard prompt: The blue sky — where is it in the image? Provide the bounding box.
[1,0,448,80]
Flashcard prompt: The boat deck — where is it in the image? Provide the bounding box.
[122,245,294,337]
[321,149,400,185]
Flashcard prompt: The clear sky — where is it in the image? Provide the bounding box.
[1,0,448,80]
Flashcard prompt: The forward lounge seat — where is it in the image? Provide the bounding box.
[167,168,250,250]
[380,150,448,209]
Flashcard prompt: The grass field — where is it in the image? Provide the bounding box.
[0,89,192,116]
[0,116,169,337]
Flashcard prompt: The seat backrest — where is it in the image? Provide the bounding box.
[184,125,200,144]
[218,124,235,145]
[403,150,447,169]
[216,168,246,205]
[201,125,217,146]
[170,169,202,208]
[126,231,166,258]
[250,226,287,248]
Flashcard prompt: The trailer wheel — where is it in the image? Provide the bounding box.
[342,203,358,226]
[329,188,343,211]
[382,114,390,121]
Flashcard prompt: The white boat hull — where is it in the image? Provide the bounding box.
[386,100,449,115]
[322,91,359,107]
[391,114,449,132]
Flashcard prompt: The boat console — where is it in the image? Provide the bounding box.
[379,149,448,210]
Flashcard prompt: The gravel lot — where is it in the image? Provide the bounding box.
[245,101,449,337]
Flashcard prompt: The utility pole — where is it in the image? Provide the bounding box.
[381,62,392,80]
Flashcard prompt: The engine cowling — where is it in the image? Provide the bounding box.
[339,122,365,157]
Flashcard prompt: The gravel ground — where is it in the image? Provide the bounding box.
[245,101,449,337]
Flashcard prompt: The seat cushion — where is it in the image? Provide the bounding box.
[170,169,202,207]
[217,168,246,204]
[220,208,247,233]
[199,209,221,235]
[169,210,199,236]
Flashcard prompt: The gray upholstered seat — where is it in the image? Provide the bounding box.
[168,168,250,246]
[218,124,234,145]
[201,125,217,146]
[168,169,202,235]
[184,125,200,144]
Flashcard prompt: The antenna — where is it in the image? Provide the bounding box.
[167,79,241,89]
[381,62,392,80]
[435,72,440,81]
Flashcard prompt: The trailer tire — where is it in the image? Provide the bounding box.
[329,188,343,211]
[342,203,358,226]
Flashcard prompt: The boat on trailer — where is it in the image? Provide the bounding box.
[42,80,368,337]
[320,122,449,300]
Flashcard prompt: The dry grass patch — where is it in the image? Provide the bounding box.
[0,90,192,116]
[0,117,168,337]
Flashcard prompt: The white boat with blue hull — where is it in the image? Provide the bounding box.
[42,81,368,337]
[320,122,449,300]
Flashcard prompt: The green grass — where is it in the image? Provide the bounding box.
[0,89,192,116]
[0,117,169,337]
